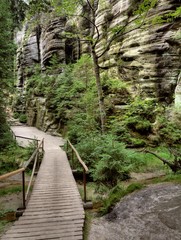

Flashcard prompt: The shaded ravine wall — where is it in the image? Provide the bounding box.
[15,0,181,132]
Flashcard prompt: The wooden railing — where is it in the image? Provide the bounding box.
[0,137,44,210]
[66,140,88,203]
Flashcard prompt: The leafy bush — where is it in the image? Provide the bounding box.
[157,114,181,145]
[126,115,151,134]
[13,112,19,119]
[0,143,36,175]
[74,134,139,186]
[0,127,14,150]
[123,97,156,135]
[19,114,27,123]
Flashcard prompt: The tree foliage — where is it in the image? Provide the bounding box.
[10,0,28,28]
[0,0,17,149]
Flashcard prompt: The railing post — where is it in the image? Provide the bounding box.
[83,169,87,203]
[22,170,26,209]
[66,140,68,152]
[42,139,44,152]
[71,149,74,168]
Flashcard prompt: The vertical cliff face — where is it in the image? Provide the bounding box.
[15,15,80,132]
[40,17,66,68]
[15,0,181,131]
[16,24,40,86]
[16,16,80,81]
[95,0,181,103]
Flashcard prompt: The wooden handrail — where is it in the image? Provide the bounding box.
[0,136,44,209]
[67,140,88,173]
[25,152,38,200]
[24,138,44,202]
[67,139,88,203]
[0,168,25,181]
[15,135,39,142]
[23,139,44,169]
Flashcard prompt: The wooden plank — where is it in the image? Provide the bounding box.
[4,228,83,237]
[25,207,84,213]
[27,202,83,208]
[27,198,82,204]
[7,223,83,232]
[26,204,83,210]
[13,219,84,229]
[29,193,81,199]
[1,235,82,240]
[16,215,84,225]
[27,200,82,206]
[23,212,84,217]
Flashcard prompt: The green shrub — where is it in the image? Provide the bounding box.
[157,115,181,145]
[123,98,156,135]
[13,112,19,119]
[19,114,27,123]
[75,134,139,186]
[0,144,36,175]
[130,138,146,147]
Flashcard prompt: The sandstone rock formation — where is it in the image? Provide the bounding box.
[15,0,181,131]
[95,0,181,103]
[88,183,181,240]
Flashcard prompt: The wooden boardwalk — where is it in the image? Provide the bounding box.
[1,135,85,239]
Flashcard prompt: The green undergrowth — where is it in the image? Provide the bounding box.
[100,183,144,215]
[151,173,181,184]
[0,220,8,235]
[132,146,172,173]
[0,143,36,175]
[0,186,22,197]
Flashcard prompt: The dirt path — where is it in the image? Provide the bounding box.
[11,126,65,150]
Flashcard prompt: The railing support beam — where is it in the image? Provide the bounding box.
[22,170,26,209]
[83,169,87,203]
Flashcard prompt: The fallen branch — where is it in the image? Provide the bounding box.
[143,149,181,173]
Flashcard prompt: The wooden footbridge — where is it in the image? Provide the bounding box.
[0,126,88,240]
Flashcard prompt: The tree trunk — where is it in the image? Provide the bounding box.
[92,48,106,133]
[89,0,106,133]
[144,149,181,172]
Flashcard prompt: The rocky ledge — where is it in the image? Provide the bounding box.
[88,183,181,240]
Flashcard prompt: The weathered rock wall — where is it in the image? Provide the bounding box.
[95,0,181,103]
[15,15,80,132]
[15,0,181,131]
